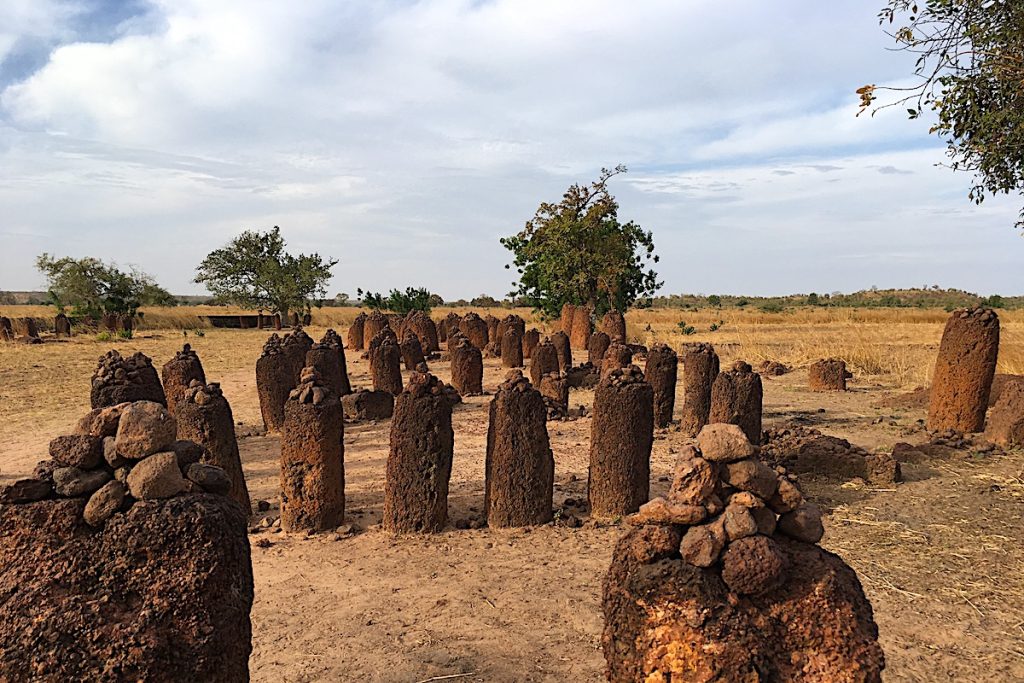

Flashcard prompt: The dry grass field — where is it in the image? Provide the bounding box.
[1,305,1023,681]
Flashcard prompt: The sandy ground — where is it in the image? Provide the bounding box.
[2,330,1023,682]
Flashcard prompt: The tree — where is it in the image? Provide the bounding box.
[194,227,337,316]
[707,294,722,308]
[500,165,661,318]
[860,1,1024,227]
[357,287,435,314]
[806,292,820,306]
[35,254,174,318]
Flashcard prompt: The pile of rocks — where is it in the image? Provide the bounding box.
[603,423,884,681]
[760,425,901,484]
[90,350,166,408]
[2,401,235,528]
[759,359,789,376]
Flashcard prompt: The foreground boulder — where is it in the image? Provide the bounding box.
[0,495,253,681]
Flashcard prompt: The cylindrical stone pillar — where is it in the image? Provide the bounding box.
[459,313,489,350]
[560,303,576,335]
[601,310,627,343]
[501,327,524,368]
[280,369,345,531]
[589,331,611,366]
[399,332,426,370]
[282,328,313,385]
[405,311,439,353]
[570,306,593,350]
[162,343,207,418]
[530,340,560,386]
[550,331,572,372]
[370,333,404,395]
[680,343,719,437]
[256,335,293,433]
[346,312,366,351]
[601,343,633,379]
[363,311,390,350]
[928,307,1000,432]
[522,328,540,359]
[588,366,654,519]
[485,371,554,527]
[709,361,764,444]
[450,337,483,395]
[320,329,352,396]
[383,373,454,533]
[306,342,345,398]
[645,343,678,428]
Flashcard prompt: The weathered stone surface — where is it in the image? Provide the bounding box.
[680,343,719,437]
[0,478,52,504]
[601,343,632,379]
[53,467,111,497]
[126,452,187,500]
[83,480,127,527]
[629,497,706,526]
[720,535,787,595]
[363,311,390,350]
[984,378,1024,447]
[369,329,404,395]
[484,371,554,527]
[538,372,569,414]
[522,327,540,359]
[645,343,677,428]
[90,351,166,409]
[383,373,454,533]
[697,423,757,462]
[49,434,104,469]
[928,307,999,433]
[186,463,232,495]
[529,339,559,387]
[721,503,759,541]
[589,366,654,519]
[399,331,427,370]
[74,403,129,438]
[347,312,366,350]
[570,305,593,350]
[161,344,206,417]
[778,503,825,543]
[282,328,314,384]
[256,334,293,433]
[588,330,611,366]
[679,522,726,567]
[602,529,884,682]
[500,326,524,368]
[721,458,779,500]
[115,401,177,459]
[54,312,72,337]
[600,310,627,343]
[405,310,440,353]
[458,312,489,350]
[809,358,850,392]
[768,478,804,514]
[550,331,572,372]
[667,447,717,505]
[0,495,253,681]
[341,389,395,420]
[450,335,484,395]
[307,335,350,398]
[709,361,763,444]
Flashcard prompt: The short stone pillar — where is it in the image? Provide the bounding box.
[91,350,166,409]
[370,330,404,396]
[522,328,540,359]
[501,327,524,368]
[459,312,489,350]
[710,361,763,444]
[485,371,554,527]
[680,343,719,437]
[601,343,633,379]
[808,358,850,392]
[280,369,345,532]
[399,331,427,370]
[383,373,454,533]
[346,312,366,350]
[601,310,627,343]
[405,310,439,353]
[176,381,251,513]
[162,343,207,418]
[539,372,569,414]
[570,306,593,350]
[530,340,560,386]
[54,313,72,337]
[550,331,572,372]
[589,331,611,365]
[319,329,352,396]
[645,343,678,428]
[363,311,390,350]
[928,307,1000,432]
[256,334,293,433]
[450,336,484,395]
[589,366,654,519]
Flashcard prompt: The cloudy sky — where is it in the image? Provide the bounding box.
[1,0,1021,299]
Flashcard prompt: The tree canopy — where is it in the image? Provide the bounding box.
[500,165,661,318]
[194,227,337,315]
[358,286,435,314]
[35,254,175,318]
[859,0,1024,227]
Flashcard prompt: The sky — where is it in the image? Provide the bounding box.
[1,0,1021,299]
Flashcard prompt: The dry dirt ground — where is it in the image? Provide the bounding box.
[1,329,1023,682]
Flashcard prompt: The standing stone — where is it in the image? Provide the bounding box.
[522,328,540,359]
[485,371,554,527]
[601,310,627,342]
[54,313,72,337]
[399,331,427,370]
[405,310,439,353]
[0,317,12,342]
[175,382,251,513]
[485,314,500,345]
[459,312,489,350]
[288,311,300,327]
[589,366,654,519]
[282,328,313,384]
[570,306,593,350]
[346,312,367,350]
[601,343,633,379]
[280,370,345,532]
[680,343,720,437]
[442,312,462,345]
[530,340,560,386]
[383,373,454,533]
[162,344,206,418]
[550,331,572,372]
[809,358,850,391]
[710,361,764,444]
[272,313,282,330]
[928,307,1000,432]
[589,331,611,365]
[370,331,404,395]
[386,313,405,339]
[90,350,166,409]
[256,335,293,433]
[362,311,390,350]
[496,314,525,342]
[101,312,118,332]
[539,372,569,413]
[450,335,484,395]
[646,343,678,428]
[985,381,1024,447]
[306,342,346,398]
[319,329,352,395]
[501,327,524,368]
[560,303,577,335]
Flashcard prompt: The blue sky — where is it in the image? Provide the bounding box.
[1,0,1021,298]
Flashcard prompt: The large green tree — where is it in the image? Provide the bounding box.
[357,286,435,314]
[860,0,1024,227]
[194,226,337,316]
[500,165,661,318]
[35,254,175,318]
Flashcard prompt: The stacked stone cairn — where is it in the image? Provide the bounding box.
[347,312,367,350]
[90,350,166,409]
[280,367,345,532]
[808,358,851,391]
[602,423,885,681]
[162,343,206,418]
[383,372,454,533]
[256,334,293,433]
[928,307,999,432]
[484,370,554,527]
